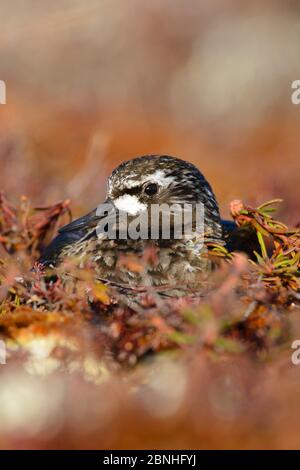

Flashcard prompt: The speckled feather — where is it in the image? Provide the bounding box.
[40,155,224,288]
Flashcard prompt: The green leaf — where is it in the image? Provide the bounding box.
[214,337,244,353]
[257,231,268,259]
[168,331,197,345]
[257,199,283,212]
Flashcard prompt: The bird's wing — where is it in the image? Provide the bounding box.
[39,200,117,266]
[39,209,101,266]
[58,209,99,233]
[221,218,261,259]
[221,219,237,242]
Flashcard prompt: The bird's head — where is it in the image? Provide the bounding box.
[105,155,222,241]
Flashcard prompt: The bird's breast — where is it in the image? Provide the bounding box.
[61,236,212,288]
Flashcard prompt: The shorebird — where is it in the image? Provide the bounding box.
[40,155,242,289]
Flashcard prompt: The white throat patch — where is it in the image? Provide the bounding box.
[114,195,146,215]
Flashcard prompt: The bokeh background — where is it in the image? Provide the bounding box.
[0,0,299,224]
[0,0,300,450]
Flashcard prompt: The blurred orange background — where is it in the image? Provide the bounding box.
[0,0,299,225]
[0,1,300,450]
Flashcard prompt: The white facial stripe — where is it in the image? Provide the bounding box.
[125,179,141,189]
[114,195,146,215]
[148,170,174,186]
[126,170,175,189]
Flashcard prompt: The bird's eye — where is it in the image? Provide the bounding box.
[144,183,158,196]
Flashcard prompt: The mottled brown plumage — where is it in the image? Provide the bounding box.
[40,155,225,288]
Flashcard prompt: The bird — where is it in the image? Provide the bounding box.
[39,155,255,290]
